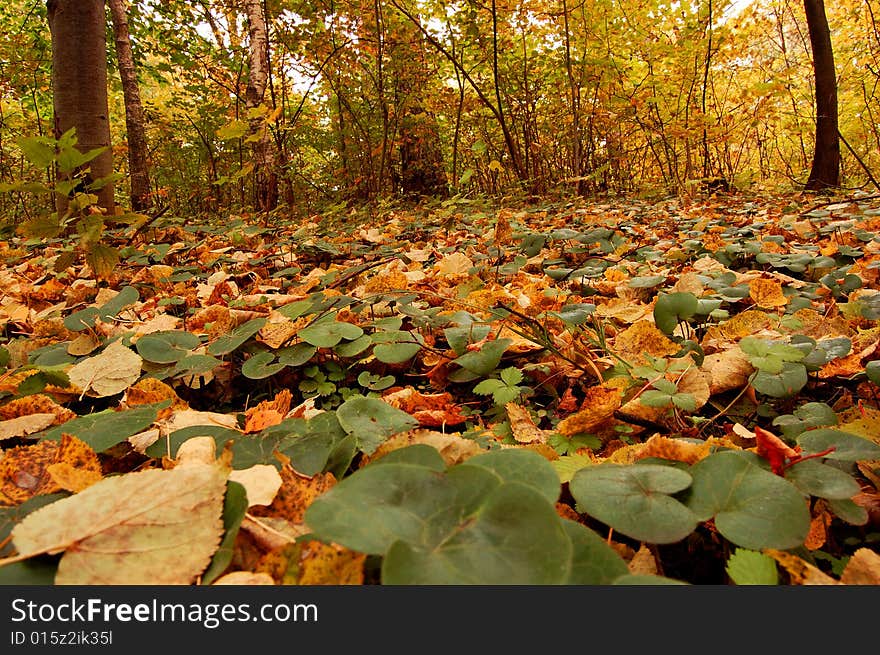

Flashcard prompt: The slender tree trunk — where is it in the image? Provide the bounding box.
[243,0,278,211]
[803,0,840,190]
[46,0,114,214]
[108,0,151,211]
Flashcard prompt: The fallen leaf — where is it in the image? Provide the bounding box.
[0,413,56,441]
[0,394,77,425]
[67,340,143,398]
[249,467,336,524]
[212,571,275,585]
[365,429,484,466]
[839,548,880,585]
[297,540,366,585]
[506,403,550,443]
[700,347,754,394]
[754,426,802,475]
[635,434,712,465]
[613,320,680,365]
[244,389,293,434]
[556,384,621,437]
[764,549,840,585]
[124,377,188,419]
[628,544,658,576]
[0,434,100,505]
[229,465,283,507]
[382,387,467,427]
[7,460,228,584]
[434,252,473,277]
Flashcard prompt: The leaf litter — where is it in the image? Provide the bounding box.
[1,193,880,584]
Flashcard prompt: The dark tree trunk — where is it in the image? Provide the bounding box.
[46,0,114,213]
[108,0,152,211]
[803,0,840,190]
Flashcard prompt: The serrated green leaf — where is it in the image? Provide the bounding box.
[726,549,779,585]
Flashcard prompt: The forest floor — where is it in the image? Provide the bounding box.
[1,190,879,585]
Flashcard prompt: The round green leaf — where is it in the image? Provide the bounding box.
[569,464,698,544]
[653,292,699,334]
[784,460,861,500]
[374,342,422,364]
[797,429,880,461]
[452,338,511,375]
[241,351,285,379]
[381,482,572,584]
[458,448,562,504]
[135,331,201,364]
[304,462,474,555]
[335,396,420,455]
[685,451,810,550]
[752,363,808,397]
[277,343,317,366]
[333,335,372,358]
[298,321,364,348]
[562,520,630,584]
[207,318,267,356]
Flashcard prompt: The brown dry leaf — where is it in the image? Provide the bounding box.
[749,279,791,308]
[628,544,658,576]
[365,429,483,467]
[212,571,275,585]
[244,389,293,434]
[612,320,680,365]
[434,252,474,277]
[703,309,776,343]
[382,387,467,427]
[594,298,652,324]
[0,434,101,504]
[672,272,705,296]
[763,549,840,585]
[241,516,308,554]
[256,314,302,349]
[124,377,188,419]
[839,548,880,585]
[0,394,77,425]
[249,467,336,524]
[298,540,366,585]
[506,403,550,444]
[0,413,56,441]
[46,461,103,494]
[635,434,712,465]
[700,347,754,394]
[804,507,830,551]
[364,268,408,294]
[253,542,300,583]
[7,460,228,584]
[556,384,622,437]
[229,465,283,507]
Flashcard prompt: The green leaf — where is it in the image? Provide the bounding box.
[381,482,572,585]
[569,464,698,544]
[277,343,317,366]
[304,461,477,555]
[207,318,267,355]
[751,363,808,397]
[200,481,248,585]
[334,335,372,358]
[39,404,162,453]
[135,331,201,364]
[63,286,139,331]
[452,338,511,375]
[685,451,810,550]
[335,396,420,455]
[784,460,861,500]
[241,351,285,379]
[653,292,698,334]
[826,498,869,525]
[0,558,59,585]
[373,342,422,364]
[459,448,561,504]
[629,275,666,289]
[444,325,491,356]
[562,519,630,584]
[86,244,120,279]
[16,135,56,169]
[550,303,596,325]
[216,119,249,140]
[726,549,779,585]
[499,367,523,386]
[797,429,880,462]
[299,321,364,348]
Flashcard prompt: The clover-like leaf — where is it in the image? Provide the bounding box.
[685,451,810,550]
[335,396,420,455]
[569,463,698,544]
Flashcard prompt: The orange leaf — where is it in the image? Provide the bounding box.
[753,426,801,475]
[244,389,292,434]
[749,277,789,309]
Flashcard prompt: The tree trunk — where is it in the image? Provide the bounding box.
[108,0,152,211]
[46,0,114,214]
[243,0,278,211]
[803,0,840,190]
[395,25,448,198]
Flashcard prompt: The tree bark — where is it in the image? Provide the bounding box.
[803,0,840,190]
[46,0,114,213]
[243,0,278,211]
[108,0,152,211]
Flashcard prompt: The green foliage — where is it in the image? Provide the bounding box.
[726,549,779,585]
[473,366,531,405]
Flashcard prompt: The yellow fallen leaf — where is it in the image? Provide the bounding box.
[365,429,484,467]
[212,571,275,585]
[612,320,679,365]
[699,347,754,394]
[229,465,283,507]
[434,252,473,277]
[0,413,56,441]
[506,403,550,444]
[556,384,621,437]
[67,340,143,398]
[5,461,228,584]
[763,549,840,585]
[839,548,880,585]
[749,277,789,309]
[298,540,366,585]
